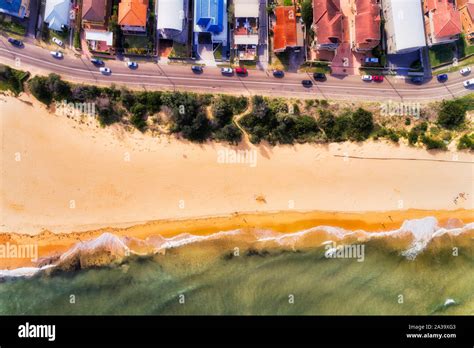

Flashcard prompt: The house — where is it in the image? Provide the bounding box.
[424,0,461,46]
[44,0,72,32]
[458,0,474,42]
[382,0,426,54]
[273,6,304,52]
[157,0,186,42]
[312,0,343,51]
[353,0,381,52]
[234,0,259,60]
[82,0,114,53]
[193,0,228,46]
[0,0,30,19]
[118,0,148,33]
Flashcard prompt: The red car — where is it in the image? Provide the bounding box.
[372,75,384,82]
[235,67,248,75]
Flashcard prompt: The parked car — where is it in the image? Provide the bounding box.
[91,58,104,66]
[127,61,138,69]
[50,51,63,59]
[302,80,313,87]
[463,79,474,88]
[52,37,63,47]
[235,67,248,75]
[221,67,233,75]
[272,70,284,78]
[364,57,379,64]
[7,37,23,47]
[191,65,203,73]
[361,75,372,81]
[99,67,111,75]
[411,76,423,84]
[460,67,471,75]
[436,74,448,83]
[372,75,384,82]
[313,72,326,81]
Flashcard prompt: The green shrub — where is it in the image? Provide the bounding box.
[457,133,474,150]
[437,100,467,129]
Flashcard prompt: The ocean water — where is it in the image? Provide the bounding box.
[0,218,473,315]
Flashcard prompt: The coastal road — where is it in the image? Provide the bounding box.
[0,36,472,102]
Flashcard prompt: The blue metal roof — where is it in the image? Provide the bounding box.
[0,0,26,18]
[195,0,224,34]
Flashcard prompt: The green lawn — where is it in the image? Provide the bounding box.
[0,16,26,36]
[123,35,151,55]
[429,44,455,67]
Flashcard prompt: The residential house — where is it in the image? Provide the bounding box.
[273,6,304,52]
[312,0,343,51]
[156,0,187,42]
[118,0,148,33]
[353,0,381,52]
[234,0,259,60]
[193,0,228,46]
[82,0,114,53]
[44,0,72,32]
[0,0,30,18]
[458,0,474,42]
[382,0,426,54]
[424,0,461,46]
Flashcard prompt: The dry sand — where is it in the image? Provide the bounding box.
[0,94,473,236]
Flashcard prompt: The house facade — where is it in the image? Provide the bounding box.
[193,0,228,46]
[82,0,114,53]
[424,0,461,46]
[458,0,474,42]
[118,0,148,33]
[312,0,343,51]
[273,5,304,52]
[44,0,72,32]
[353,0,381,52]
[233,0,259,60]
[0,0,30,19]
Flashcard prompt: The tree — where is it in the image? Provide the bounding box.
[214,124,242,144]
[318,109,336,139]
[212,98,234,128]
[437,100,467,129]
[349,108,374,141]
[130,103,147,131]
[301,0,313,26]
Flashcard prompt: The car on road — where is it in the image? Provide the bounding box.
[460,67,471,75]
[463,79,474,88]
[302,80,313,87]
[91,58,104,66]
[8,37,23,47]
[50,51,63,59]
[313,72,326,81]
[372,75,384,82]
[99,67,111,75]
[235,67,248,75]
[364,57,379,64]
[127,61,138,69]
[52,37,63,47]
[272,70,284,78]
[361,75,372,81]
[410,76,424,84]
[191,65,203,73]
[436,74,448,83]
[221,67,233,75]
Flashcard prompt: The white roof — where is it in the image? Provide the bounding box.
[383,0,425,53]
[234,0,259,18]
[44,0,71,31]
[234,35,258,45]
[85,30,114,46]
[157,0,184,31]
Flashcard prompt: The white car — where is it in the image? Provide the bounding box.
[127,61,138,69]
[460,67,471,75]
[50,51,63,59]
[463,78,474,88]
[361,75,372,81]
[52,37,63,47]
[221,67,233,75]
[99,67,111,75]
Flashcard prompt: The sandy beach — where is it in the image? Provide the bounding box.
[1,94,473,236]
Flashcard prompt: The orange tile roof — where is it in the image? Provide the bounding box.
[424,0,461,39]
[354,0,381,49]
[118,0,148,27]
[273,6,297,51]
[313,0,343,45]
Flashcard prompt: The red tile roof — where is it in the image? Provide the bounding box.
[313,0,343,46]
[425,0,461,39]
[118,0,148,27]
[273,6,297,51]
[354,0,381,49]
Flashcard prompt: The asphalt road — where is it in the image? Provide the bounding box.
[0,36,473,102]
